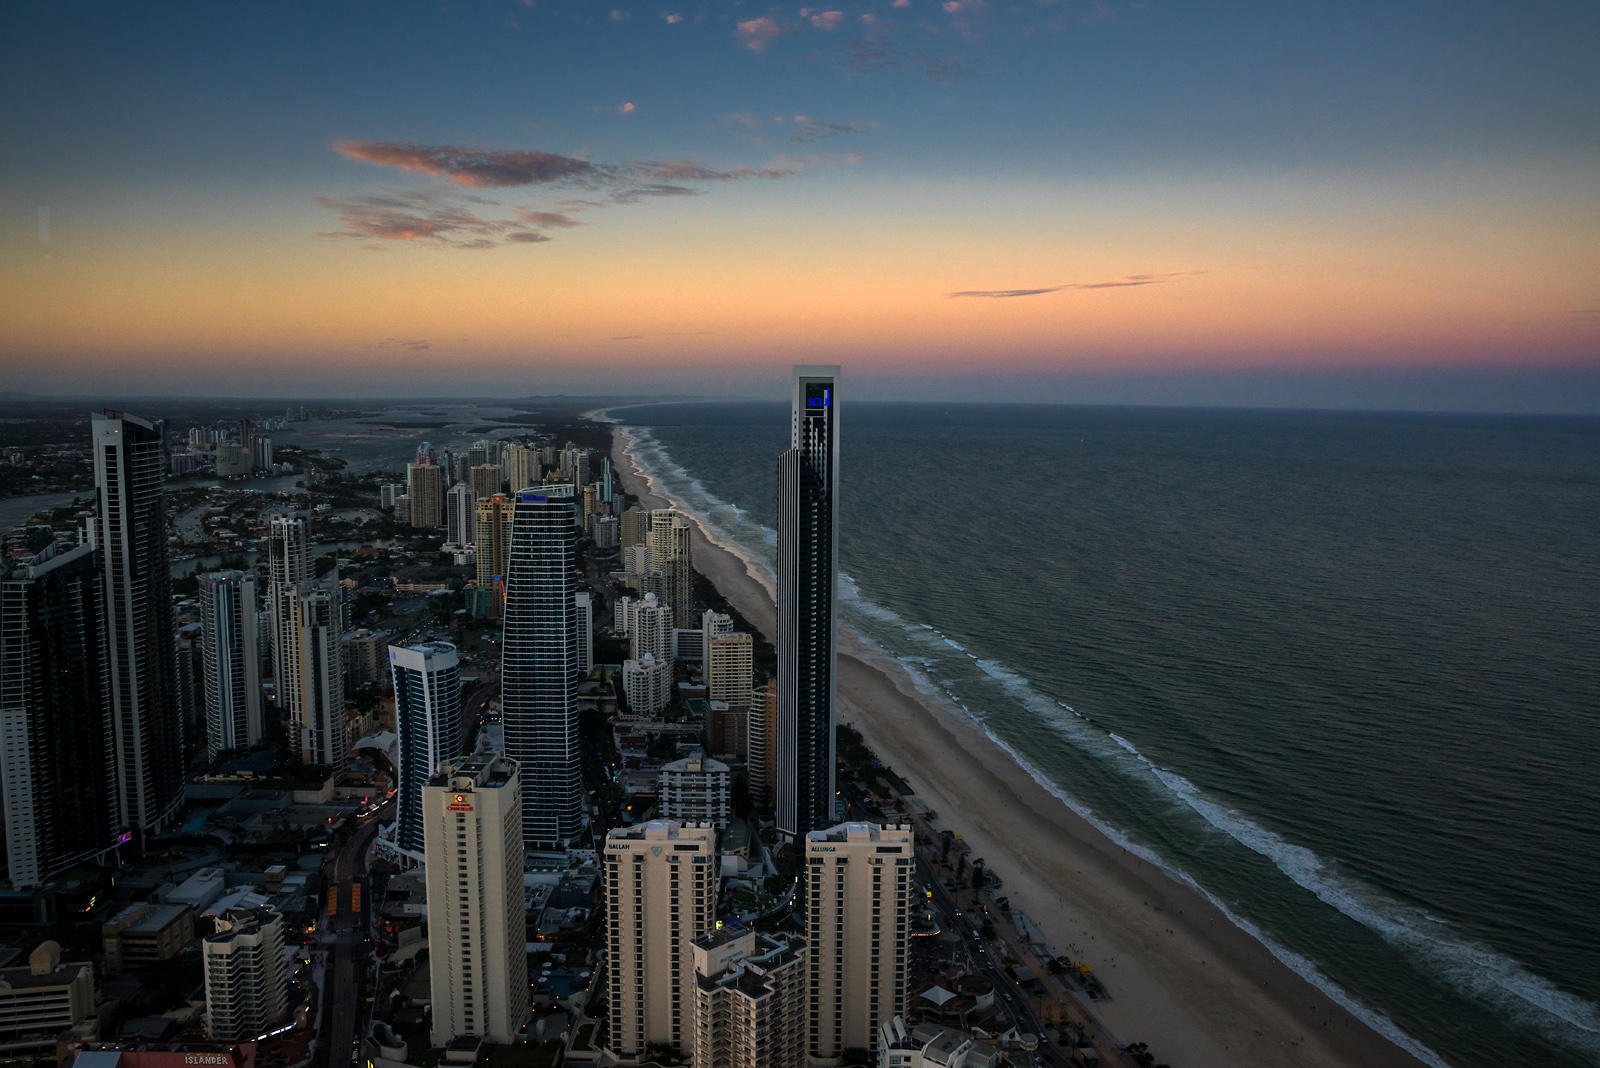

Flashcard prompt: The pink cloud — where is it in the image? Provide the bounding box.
[810,10,845,30]
[664,12,683,23]
[618,101,637,114]
[736,16,784,51]
[336,140,604,188]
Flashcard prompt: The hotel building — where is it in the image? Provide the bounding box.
[424,754,527,1046]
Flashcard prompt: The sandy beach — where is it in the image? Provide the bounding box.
[610,425,1429,1068]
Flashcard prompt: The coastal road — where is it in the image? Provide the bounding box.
[314,817,381,1068]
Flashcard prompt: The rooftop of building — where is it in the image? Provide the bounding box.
[807,821,914,845]
[427,752,515,790]
[660,752,730,775]
[106,901,191,933]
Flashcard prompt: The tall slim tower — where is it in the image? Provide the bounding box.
[93,410,183,839]
[501,485,583,846]
[285,583,344,766]
[203,905,288,1041]
[0,543,114,888]
[266,514,310,689]
[446,482,475,546]
[198,570,263,759]
[389,641,462,857]
[407,462,444,529]
[424,754,527,1046]
[775,366,839,839]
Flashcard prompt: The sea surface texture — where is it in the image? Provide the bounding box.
[616,401,1600,1068]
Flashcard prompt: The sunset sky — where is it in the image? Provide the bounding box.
[3,1,1597,409]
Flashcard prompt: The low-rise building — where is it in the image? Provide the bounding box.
[876,1016,1004,1068]
[0,942,97,1062]
[102,902,196,974]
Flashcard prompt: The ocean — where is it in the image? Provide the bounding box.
[609,401,1600,1068]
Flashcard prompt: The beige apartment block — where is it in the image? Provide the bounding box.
[806,822,916,1062]
[691,928,807,1068]
[603,820,717,1059]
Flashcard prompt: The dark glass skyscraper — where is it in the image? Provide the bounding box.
[94,409,184,840]
[776,365,839,839]
[501,484,583,846]
[0,543,114,887]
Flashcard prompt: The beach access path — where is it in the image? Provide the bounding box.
[611,425,1427,1068]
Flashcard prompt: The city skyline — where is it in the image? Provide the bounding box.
[4,2,1597,412]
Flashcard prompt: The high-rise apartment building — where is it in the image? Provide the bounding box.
[199,570,263,759]
[502,442,538,496]
[203,905,287,1041]
[621,592,674,662]
[501,486,582,846]
[619,505,647,548]
[407,462,444,529]
[0,543,113,888]
[748,678,777,808]
[658,754,731,830]
[390,641,462,857]
[470,463,502,501]
[266,514,310,685]
[776,366,839,839]
[424,754,527,1046]
[446,482,475,546]
[647,510,694,624]
[603,821,717,1059]
[284,583,344,766]
[574,591,594,677]
[621,654,673,717]
[474,494,514,618]
[806,822,914,1060]
[691,929,807,1068]
[707,632,753,707]
[93,410,184,840]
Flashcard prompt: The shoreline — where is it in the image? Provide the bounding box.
[609,422,1431,1068]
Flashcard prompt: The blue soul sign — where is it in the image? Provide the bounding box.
[806,389,832,408]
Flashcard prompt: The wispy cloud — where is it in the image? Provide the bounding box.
[326,138,847,247]
[809,10,846,30]
[336,141,605,189]
[377,337,431,351]
[610,335,644,341]
[736,17,785,51]
[791,114,870,142]
[949,273,1195,298]
[1573,305,1600,321]
[517,210,582,228]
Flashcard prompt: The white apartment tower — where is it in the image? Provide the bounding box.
[502,442,538,496]
[658,754,732,830]
[603,820,717,1059]
[691,929,808,1068]
[622,654,673,717]
[390,641,462,857]
[203,905,288,1041]
[622,592,674,662]
[424,753,528,1046]
[198,570,263,759]
[806,822,915,1061]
